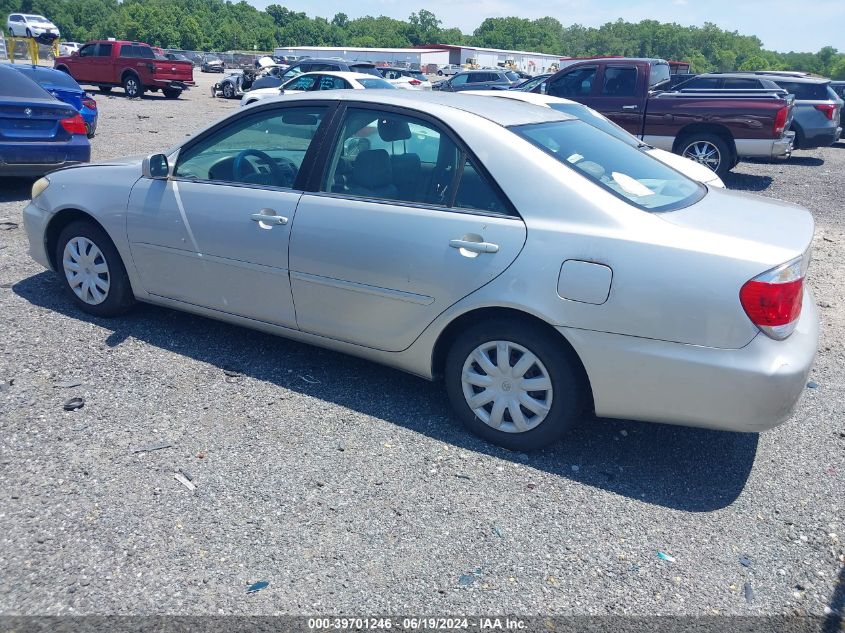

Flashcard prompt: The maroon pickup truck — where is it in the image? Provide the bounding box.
[540,58,795,175]
[55,40,194,100]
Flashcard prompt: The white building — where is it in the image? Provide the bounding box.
[274,46,450,71]
[431,44,564,74]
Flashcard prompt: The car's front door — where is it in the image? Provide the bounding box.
[288,105,527,352]
[91,42,114,84]
[70,43,98,83]
[126,103,333,327]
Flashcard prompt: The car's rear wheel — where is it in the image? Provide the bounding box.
[678,133,732,176]
[56,221,134,317]
[222,83,235,99]
[123,74,143,98]
[162,87,182,99]
[444,319,585,451]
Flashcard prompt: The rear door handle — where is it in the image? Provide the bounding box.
[251,211,288,225]
[449,239,499,254]
[622,104,639,110]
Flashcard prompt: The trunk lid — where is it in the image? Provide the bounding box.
[154,60,194,83]
[660,186,814,263]
[0,97,76,144]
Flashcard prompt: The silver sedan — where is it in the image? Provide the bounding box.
[23,91,818,450]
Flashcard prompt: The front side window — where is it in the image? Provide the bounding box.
[513,120,704,212]
[284,75,318,91]
[175,106,328,188]
[547,67,597,98]
[322,107,513,215]
[450,74,468,87]
[602,67,637,96]
[79,44,95,58]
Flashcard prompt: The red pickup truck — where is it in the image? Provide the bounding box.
[540,58,795,176]
[55,40,194,100]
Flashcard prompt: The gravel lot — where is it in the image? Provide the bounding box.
[0,72,843,619]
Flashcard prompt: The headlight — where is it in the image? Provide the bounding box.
[31,177,50,200]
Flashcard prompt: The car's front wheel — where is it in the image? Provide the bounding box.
[123,74,143,98]
[444,319,585,451]
[222,83,235,99]
[56,221,134,317]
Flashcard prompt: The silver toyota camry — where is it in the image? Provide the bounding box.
[23,91,818,451]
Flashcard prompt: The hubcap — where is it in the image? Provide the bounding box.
[127,79,137,95]
[682,140,721,171]
[62,237,110,305]
[461,340,553,434]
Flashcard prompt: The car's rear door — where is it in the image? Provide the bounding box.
[126,102,335,327]
[582,64,645,135]
[288,103,527,352]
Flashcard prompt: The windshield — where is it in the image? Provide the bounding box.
[514,75,548,92]
[512,120,704,212]
[548,103,640,148]
[17,67,82,90]
[359,78,396,89]
[26,15,50,23]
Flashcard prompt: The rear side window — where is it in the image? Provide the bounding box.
[358,78,395,90]
[679,77,721,89]
[776,81,831,100]
[513,120,704,212]
[119,45,153,59]
[724,78,763,89]
[602,67,637,96]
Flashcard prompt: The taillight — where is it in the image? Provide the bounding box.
[739,254,809,340]
[814,104,836,120]
[774,106,789,135]
[60,114,87,135]
[409,79,422,86]
[82,96,97,110]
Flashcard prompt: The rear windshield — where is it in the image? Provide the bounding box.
[15,67,81,90]
[358,78,396,89]
[775,81,831,100]
[350,64,382,77]
[512,120,704,212]
[0,67,53,99]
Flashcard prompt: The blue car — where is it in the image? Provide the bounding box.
[7,64,98,138]
[0,64,91,177]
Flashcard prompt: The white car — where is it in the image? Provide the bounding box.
[437,64,462,76]
[59,41,80,56]
[241,71,395,107]
[376,67,432,91]
[6,13,60,38]
[465,91,726,188]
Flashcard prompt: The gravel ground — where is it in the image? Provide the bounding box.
[0,72,843,618]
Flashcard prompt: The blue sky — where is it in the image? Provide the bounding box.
[250,0,843,53]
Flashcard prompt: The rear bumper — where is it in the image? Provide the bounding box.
[799,126,840,148]
[561,291,818,433]
[150,80,195,90]
[0,158,87,177]
[0,137,90,177]
[735,133,794,159]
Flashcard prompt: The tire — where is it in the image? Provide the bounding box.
[437,70,444,76]
[444,318,585,451]
[122,73,143,98]
[25,28,31,37]
[677,132,732,177]
[162,87,182,99]
[99,86,112,93]
[8,27,13,36]
[790,125,804,150]
[222,82,235,99]
[55,220,135,317]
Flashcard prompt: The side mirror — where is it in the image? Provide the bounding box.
[142,154,169,179]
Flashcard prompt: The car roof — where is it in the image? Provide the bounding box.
[291,71,382,81]
[462,91,579,110]
[254,90,570,127]
[717,72,829,84]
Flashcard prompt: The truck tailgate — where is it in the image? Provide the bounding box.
[154,61,193,84]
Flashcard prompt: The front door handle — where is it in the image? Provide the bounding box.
[251,211,288,226]
[622,104,639,110]
[449,239,499,254]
